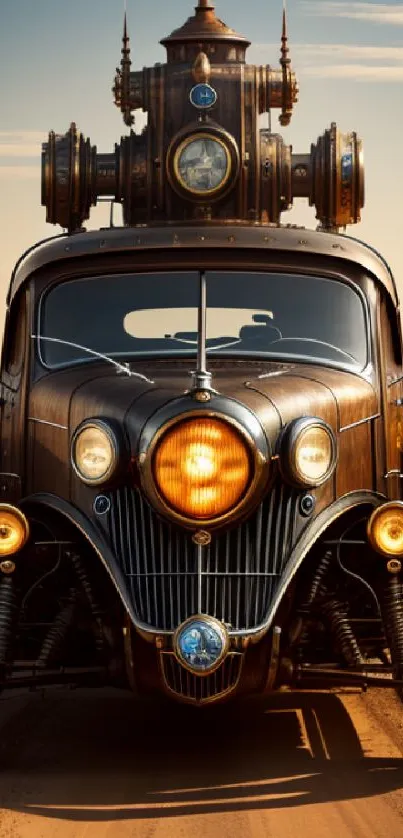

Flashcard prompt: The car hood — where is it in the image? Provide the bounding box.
[29,358,377,445]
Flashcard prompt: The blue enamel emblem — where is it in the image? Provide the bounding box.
[190,83,217,110]
[175,617,227,673]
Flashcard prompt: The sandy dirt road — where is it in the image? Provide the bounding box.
[0,687,402,838]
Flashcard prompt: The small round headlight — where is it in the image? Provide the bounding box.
[0,505,29,556]
[72,421,118,485]
[368,502,403,557]
[281,418,337,488]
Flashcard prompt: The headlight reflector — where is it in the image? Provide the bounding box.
[0,505,29,556]
[368,502,403,557]
[281,419,337,487]
[72,422,117,485]
[153,417,251,519]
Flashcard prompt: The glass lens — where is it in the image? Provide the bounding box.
[177,138,228,193]
[373,509,403,556]
[294,426,332,483]
[153,418,251,519]
[0,510,28,556]
[74,426,114,481]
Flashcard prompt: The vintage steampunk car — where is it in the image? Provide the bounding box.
[1,1,403,705]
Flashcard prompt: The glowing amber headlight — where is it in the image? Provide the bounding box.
[0,505,29,556]
[368,502,403,557]
[153,417,251,520]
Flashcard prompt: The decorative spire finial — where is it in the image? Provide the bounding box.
[113,12,134,127]
[279,1,294,127]
[280,2,290,68]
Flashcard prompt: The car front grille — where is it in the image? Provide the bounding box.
[107,483,300,634]
[160,652,243,704]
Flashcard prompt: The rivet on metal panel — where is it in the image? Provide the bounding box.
[228,235,235,242]
[64,245,71,252]
[99,239,106,248]
[298,239,308,245]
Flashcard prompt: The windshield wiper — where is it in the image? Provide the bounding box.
[31,335,155,384]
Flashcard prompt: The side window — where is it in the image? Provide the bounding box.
[3,292,26,380]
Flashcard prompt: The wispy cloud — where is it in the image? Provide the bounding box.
[0,131,45,159]
[252,42,403,81]
[304,63,403,80]
[302,2,403,25]
[254,43,403,62]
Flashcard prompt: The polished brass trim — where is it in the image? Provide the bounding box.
[159,650,244,706]
[71,419,120,487]
[29,417,68,431]
[367,501,403,557]
[139,409,269,529]
[173,132,232,198]
[0,560,16,575]
[173,614,230,676]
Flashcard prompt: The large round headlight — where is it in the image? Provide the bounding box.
[72,421,118,485]
[152,417,252,520]
[0,505,29,556]
[368,502,403,557]
[281,418,337,488]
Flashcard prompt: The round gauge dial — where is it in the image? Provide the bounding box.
[174,134,231,196]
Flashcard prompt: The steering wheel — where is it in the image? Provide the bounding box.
[266,337,358,364]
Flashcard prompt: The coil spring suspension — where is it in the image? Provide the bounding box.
[36,589,77,668]
[382,575,403,674]
[0,576,17,668]
[295,551,333,650]
[68,551,104,654]
[306,551,333,606]
[322,599,364,667]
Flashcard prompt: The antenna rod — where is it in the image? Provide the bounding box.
[191,271,213,392]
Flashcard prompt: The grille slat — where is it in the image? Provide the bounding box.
[161,653,243,704]
[108,484,299,633]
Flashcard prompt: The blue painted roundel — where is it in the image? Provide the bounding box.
[175,617,228,673]
[190,83,218,110]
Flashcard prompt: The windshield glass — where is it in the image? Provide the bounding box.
[38,271,369,371]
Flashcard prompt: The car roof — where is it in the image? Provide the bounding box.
[8,223,399,308]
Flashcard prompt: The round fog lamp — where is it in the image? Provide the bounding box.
[153,417,251,520]
[368,502,403,557]
[0,505,29,556]
[174,616,229,675]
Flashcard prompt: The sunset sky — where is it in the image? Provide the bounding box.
[0,0,402,322]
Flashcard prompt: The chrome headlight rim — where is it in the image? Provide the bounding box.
[279,417,337,489]
[138,408,269,529]
[71,418,120,487]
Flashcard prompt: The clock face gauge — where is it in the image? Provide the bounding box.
[174,135,231,196]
